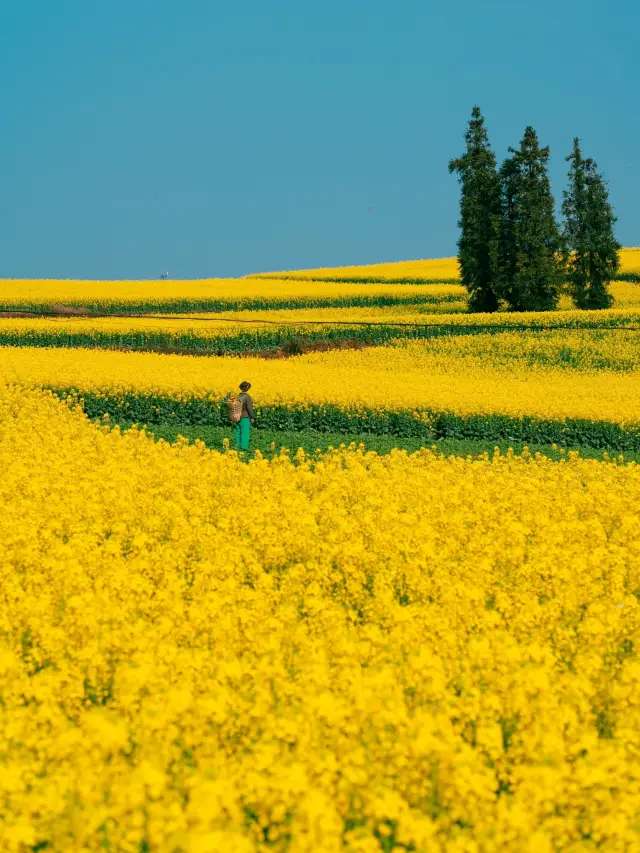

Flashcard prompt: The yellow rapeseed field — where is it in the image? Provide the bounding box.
[0,288,470,341]
[251,257,461,281]
[225,301,640,327]
[388,331,640,373]
[0,278,451,314]
[1,298,640,364]
[602,280,640,307]
[255,248,640,282]
[559,279,640,309]
[620,247,640,274]
[3,250,640,852]
[177,291,640,322]
[3,384,640,852]
[1,339,640,427]
[0,251,635,313]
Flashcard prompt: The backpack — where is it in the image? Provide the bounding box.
[227,395,244,424]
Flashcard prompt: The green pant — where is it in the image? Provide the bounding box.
[235,418,251,451]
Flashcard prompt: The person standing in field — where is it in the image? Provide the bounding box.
[236,381,255,452]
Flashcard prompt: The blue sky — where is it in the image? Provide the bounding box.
[0,0,637,279]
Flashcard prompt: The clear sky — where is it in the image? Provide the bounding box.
[1,1,638,280]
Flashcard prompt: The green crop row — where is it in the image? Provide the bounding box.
[253,273,640,285]
[112,420,640,464]
[0,324,405,354]
[61,391,640,451]
[251,276,462,285]
[0,292,464,316]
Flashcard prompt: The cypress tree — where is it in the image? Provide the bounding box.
[497,126,563,311]
[496,156,519,309]
[562,138,620,309]
[448,106,501,312]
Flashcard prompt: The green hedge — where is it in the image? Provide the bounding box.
[58,390,640,451]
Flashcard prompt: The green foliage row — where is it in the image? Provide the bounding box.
[0,292,463,316]
[114,419,640,463]
[251,276,462,285]
[254,272,640,285]
[63,390,640,451]
[0,323,461,354]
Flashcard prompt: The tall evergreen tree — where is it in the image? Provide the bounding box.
[448,106,501,312]
[497,126,563,311]
[496,155,519,309]
[562,138,620,309]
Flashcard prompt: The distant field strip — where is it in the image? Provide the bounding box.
[2,306,640,355]
[252,275,462,284]
[254,248,640,283]
[620,247,640,281]
[0,279,465,314]
[597,280,640,307]
[1,251,637,314]
[2,340,640,448]
[250,257,461,282]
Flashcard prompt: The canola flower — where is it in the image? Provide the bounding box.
[0,248,636,309]
[0,251,636,314]
[231,299,469,321]
[230,300,640,327]
[620,247,640,275]
[592,280,640,308]
[0,291,469,355]
[1,339,640,449]
[192,301,640,330]
[2,299,640,356]
[254,248,640,283]
[556,280,640,310]
[0,278,450,315]
[234,288,640,322]
[3,384,640,851]
[251,257,461,282]
[387,330,640,373]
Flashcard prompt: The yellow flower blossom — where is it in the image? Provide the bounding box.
[1,385,640,849]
